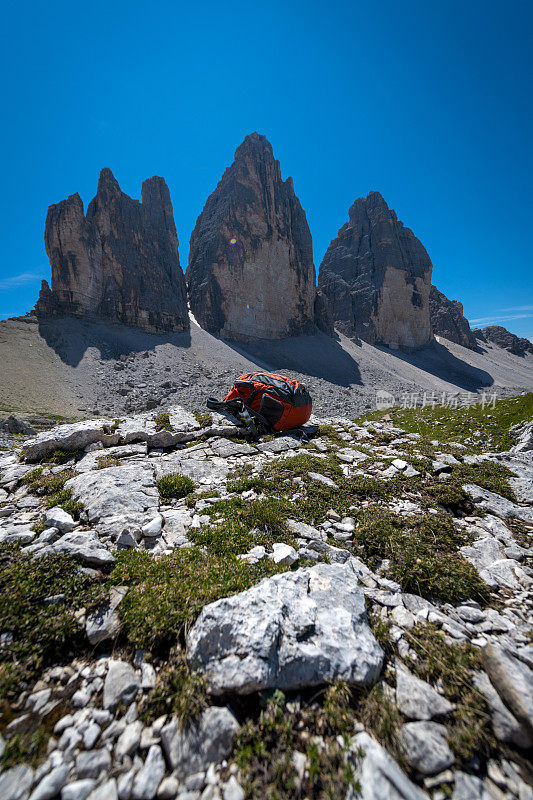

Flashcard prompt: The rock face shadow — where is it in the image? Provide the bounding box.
[37,316,192,367]
[382,339,495,391]
[219,330,362,388]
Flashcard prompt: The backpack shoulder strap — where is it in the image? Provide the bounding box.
[206,396,263,439]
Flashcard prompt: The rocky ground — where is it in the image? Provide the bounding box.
[0,395,532,800]
[1,315,532,422]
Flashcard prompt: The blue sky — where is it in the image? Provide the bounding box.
[1,0,532,339]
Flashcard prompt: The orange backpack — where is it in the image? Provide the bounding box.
[207,371,312,438]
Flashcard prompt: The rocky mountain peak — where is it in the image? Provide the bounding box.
[96,166,121,194]
[186,133,317,340]
[477,325,533,356]
[429,285,478,349]
[35,170,189,333]
[318,192,433,349]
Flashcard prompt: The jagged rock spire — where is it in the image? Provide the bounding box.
[186,133,317,340]
[318,191,433,349]
[35,168,189,333]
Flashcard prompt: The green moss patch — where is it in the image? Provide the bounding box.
[0,729,49,770]
[234,686,358,800]
[354,509,490,603]
[154,412,173,432]
[22,468,72,496]
[194,412,213,428]
[140,650,207,726]
[358,393,533,453]
[110,548,284,652]
[0,544,105,699]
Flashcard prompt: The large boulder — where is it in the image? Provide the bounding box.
[318,192,433,349]
[186,132,317,340]
[429,285,477,349]
[35,168,189,333]
[186,561,383,694]
[65,463,159,537]
[23,418,119,462]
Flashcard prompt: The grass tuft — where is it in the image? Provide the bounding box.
[154,412,173,432]
[140,650,207,726]
[194,412,213,428]
[157,472,195,500]
[354,508,490,603]
[405,624,495,762]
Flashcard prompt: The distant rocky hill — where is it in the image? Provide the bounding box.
[318,191,434,350]
[429,285,478,349]
[475,325,533,356]
[186,133,319,340]
[35,169,189,333]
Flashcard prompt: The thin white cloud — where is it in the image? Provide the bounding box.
[470,313,533,326]
[0,271,45,290]
[501,305,533,312]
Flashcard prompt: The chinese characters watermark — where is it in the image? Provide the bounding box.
[375,389,497,411]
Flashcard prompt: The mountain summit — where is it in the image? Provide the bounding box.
[318,191,433,350]
[186,133,317,340]
[35,169,189,333]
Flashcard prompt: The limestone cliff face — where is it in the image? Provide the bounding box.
[429,285,478,349]
[35,169,189,333]
[318,192,433,349]
[186,133,316,340]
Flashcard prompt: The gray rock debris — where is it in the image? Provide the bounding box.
[451,772,488,800]
[346,731,429,800]
[482,644,533,737]
[29,530,115,567]
[103,660,141,711]
[85,586,128,645]
[154,454,229,487]
[510,420,533,453]
[399,721,455,775]
[463,483,533,523]
[116,408,199,448]
[160,707,239,779]
[131,744,165,800]
[44,507,75,533]
[29,765,69,800]
[187,562,383,694]
[0,764,35,800]
[86,778,117,800]
[61,780,97,800]
[286,518,326,541]
[395,661,454,720]
[115,720,143,758]
[75,748,112,779]
[473,671,532,748]
[66,464,158,536]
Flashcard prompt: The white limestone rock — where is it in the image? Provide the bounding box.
[346,731,429,800]
[160,707,239,779]
[103,660,141,711]
[395,661,454,720]
[186,562,383,694]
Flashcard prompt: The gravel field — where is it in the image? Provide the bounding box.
[1,314,532,423]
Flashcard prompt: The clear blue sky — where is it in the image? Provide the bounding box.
[1,0,532,339]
